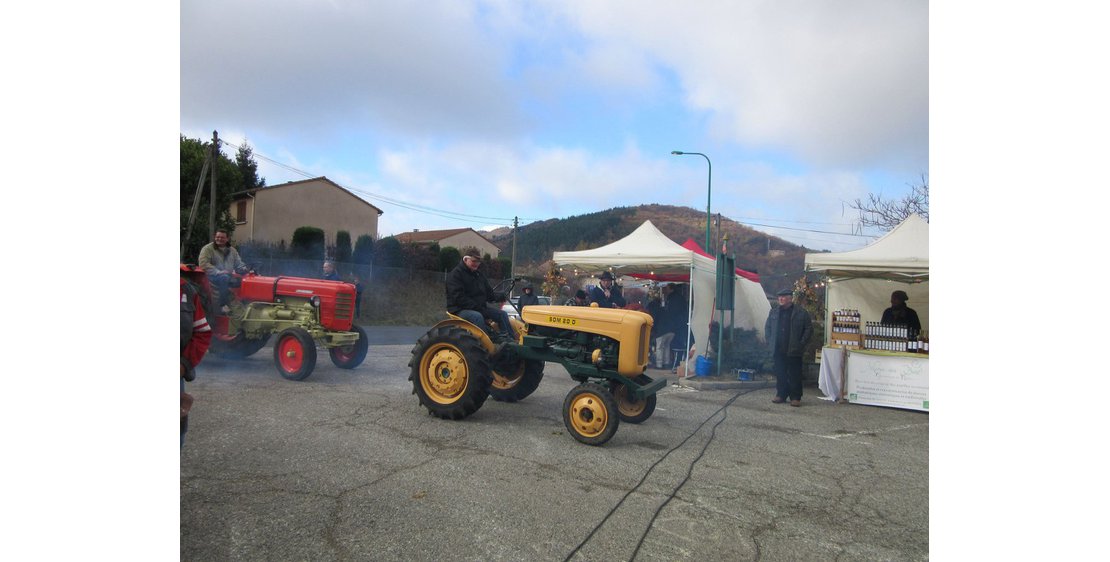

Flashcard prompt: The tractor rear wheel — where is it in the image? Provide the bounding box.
[211,332,269,359]
[329,325,369,369]
[562,382,619,446]
[408,325,491,420]
[273,327,317,381]
[490,359,545,403]
[610,374,657,424]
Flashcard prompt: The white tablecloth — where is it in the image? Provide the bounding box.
[818,346,847,400]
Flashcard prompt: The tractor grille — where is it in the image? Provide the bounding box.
[334,293,354,322]
[639,322,650,366]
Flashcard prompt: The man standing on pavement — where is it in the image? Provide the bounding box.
[198,229,248,311]
[764,288,813,407]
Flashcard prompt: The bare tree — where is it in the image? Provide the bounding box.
[849,174,929,230]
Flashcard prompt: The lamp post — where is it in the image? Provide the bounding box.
[671,151,712,252]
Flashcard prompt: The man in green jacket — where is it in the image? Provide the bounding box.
[198,229,247,310]
[764,288,813,407]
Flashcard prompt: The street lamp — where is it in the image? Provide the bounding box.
[671,150,712,252]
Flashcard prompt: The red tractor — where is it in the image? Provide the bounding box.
[180,264,369,380]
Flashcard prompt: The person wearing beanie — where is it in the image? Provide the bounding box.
[881,290,921,332]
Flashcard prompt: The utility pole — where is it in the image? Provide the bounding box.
[715,213,721,253]
[511,216,518,279]
[209,130,219,239]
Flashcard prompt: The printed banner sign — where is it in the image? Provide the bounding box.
[846,351,929,412]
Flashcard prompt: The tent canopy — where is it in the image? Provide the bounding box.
[554,220,771,352]
[680,238,761,283]
[552,220,717,276]
[805,213,929,337]
[805,213,929,281]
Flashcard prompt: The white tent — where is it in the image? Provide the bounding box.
[553,220,771,355]
[805,213,929,339]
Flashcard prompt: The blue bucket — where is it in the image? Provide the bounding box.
[695,356,713,376]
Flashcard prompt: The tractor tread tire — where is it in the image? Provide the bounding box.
[490,359,545,403]
[408,325,491,420]
[211,333,269,360]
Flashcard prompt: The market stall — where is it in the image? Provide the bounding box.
[804,213,929,411]
[553,220,770,362]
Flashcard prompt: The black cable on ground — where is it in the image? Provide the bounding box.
[563,383,774,562]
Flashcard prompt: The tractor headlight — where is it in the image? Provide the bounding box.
[310,296,321,308]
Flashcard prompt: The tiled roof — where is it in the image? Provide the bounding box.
[395,228,474,243]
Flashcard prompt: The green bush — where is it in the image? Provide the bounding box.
[375,236,403,267]
[334,230,352,263]
[353,234,375,265]
[291,227,325,260]
[439,246,461,271]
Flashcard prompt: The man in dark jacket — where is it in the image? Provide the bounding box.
[517,283,540,309]
[589,271,626,308]
[880,290,921,332]
[764,288,813,407]
[446,249,512,341]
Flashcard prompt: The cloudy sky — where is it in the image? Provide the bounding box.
[180,0,928,252]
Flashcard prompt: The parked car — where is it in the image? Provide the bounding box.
[502,295,552,320]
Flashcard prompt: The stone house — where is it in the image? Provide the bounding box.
[394,227,500,258]
[229,176,383,247]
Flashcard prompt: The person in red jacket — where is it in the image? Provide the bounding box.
[181,275,211,447]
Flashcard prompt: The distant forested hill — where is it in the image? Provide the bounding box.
[486,204,821,292]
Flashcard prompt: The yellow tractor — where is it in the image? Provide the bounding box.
[409,280,665,445]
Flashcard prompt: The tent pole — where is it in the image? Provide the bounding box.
[685,264,694,378]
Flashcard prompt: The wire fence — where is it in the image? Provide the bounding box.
[240,258,457,326]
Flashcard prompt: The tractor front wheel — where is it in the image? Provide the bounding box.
[274,327,317,381]
[408,325,491,420]
[610,374,657,424]
[562,382,619,446]
[329,325,369,369]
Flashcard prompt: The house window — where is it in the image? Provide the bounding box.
[236,201,247,223]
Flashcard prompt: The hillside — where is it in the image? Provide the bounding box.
[486,204,820,292]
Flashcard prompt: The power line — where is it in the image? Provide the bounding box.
[219,139,539,226]
[217,138,880,240]
[737,220,874,238]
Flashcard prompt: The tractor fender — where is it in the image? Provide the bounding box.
[433,316,497,354]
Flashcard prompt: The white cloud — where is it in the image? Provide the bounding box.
[181,0,524,140]
[181,0,927,253]
[543,0,928,170]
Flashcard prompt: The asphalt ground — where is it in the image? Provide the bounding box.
[181,329,929,561]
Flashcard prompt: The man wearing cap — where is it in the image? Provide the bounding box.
[446,249,513,342]
[881,290,921,332]
[589,271,626,308]
[565,289,589,306]
[764,288,813,407]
